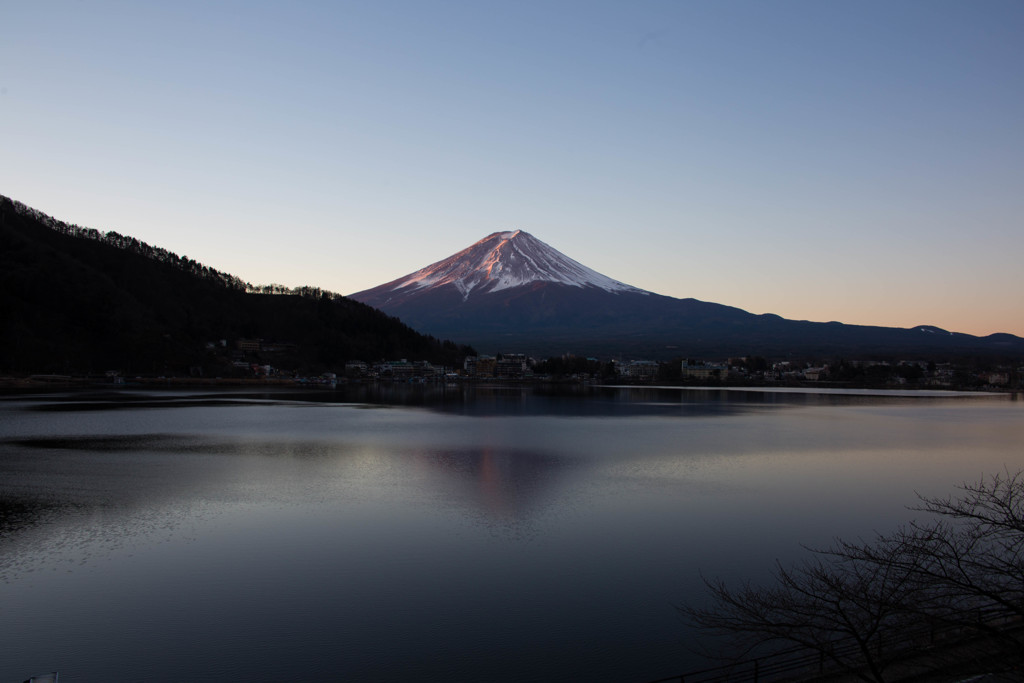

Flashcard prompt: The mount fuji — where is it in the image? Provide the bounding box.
[365,229,645,302]
[350,231,1023,359]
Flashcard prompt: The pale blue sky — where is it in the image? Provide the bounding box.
[3,1,1022,336]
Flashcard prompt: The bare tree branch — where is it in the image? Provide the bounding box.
[680,471,1024,681]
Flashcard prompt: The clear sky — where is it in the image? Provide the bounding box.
[3,1,1022,337]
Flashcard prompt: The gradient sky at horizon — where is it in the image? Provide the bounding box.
[3,1,1022,337]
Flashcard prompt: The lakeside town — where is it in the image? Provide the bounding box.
[12,336,1022,392]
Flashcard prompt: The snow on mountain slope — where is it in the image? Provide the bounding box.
[347,229,1024,360]
[382,230,647,301]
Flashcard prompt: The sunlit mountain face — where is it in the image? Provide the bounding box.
[359,230,648,306]
[349,230,688,357]
[351,232,1024,360]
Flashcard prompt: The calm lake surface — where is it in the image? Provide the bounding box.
[1,384,1022,682]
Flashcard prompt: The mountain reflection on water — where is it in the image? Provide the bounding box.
[0,385,1020,682]
[4,431,572,529]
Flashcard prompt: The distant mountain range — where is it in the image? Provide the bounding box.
[0,195,471,375]
[350,230,1024,360]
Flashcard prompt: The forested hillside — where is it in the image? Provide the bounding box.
[0,195,473,376]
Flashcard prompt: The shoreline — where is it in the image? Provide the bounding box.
[0,374,1016,395]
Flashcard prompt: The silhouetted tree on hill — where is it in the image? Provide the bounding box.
[0,195,474,375]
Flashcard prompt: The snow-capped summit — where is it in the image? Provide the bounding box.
[360,230,648,306]
[348,229,749,357]
[348,230,1024,359]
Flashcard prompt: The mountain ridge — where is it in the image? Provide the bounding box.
[3,193,1020,366]
[0,194,473,375]
[350,232,1024,360]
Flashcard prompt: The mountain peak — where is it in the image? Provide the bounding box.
[376,230,646,302]
[348,226,1024,360]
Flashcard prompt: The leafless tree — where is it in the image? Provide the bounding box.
[681,471,1024,682]
[830,469,1024,665]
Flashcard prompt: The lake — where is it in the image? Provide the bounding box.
[1,384,1022,682]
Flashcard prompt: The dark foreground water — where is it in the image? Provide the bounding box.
[1,385,1022,682]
